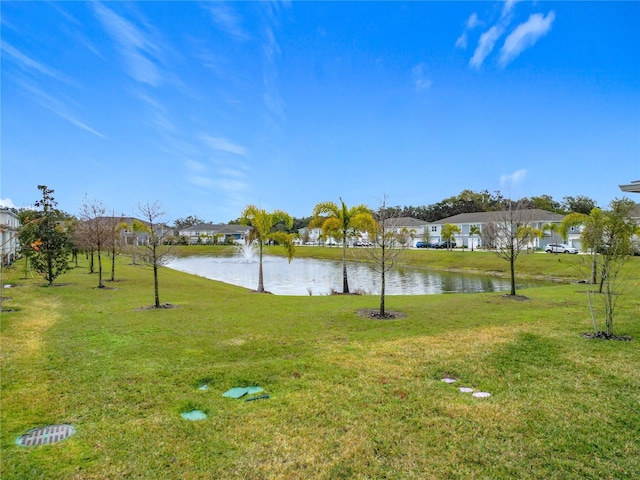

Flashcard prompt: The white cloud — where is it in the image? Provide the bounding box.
[93,2,162,86]
[213,178,248,193]
[1,42,71,83]
[17,80,106,138]
[0,198,16,208]
[204,3,249,41]
[502,0,521,20]
[455,32,468,49]
[188,175,215,188]
[499,12,556,67]
[201,136,248,156]
[185,159,206,173]
[467,12,481,29]
[500,169,527,185]
[455,13,482,50]
[411,63,432,92]
[470,25,503,68]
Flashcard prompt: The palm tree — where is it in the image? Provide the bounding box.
[517,225,543,254]
[311,198,375,293]
[469,225,482,251]
[440,223,460,250]
[543,222,560,246]
[561,209,605,286]
[240,205,295,293]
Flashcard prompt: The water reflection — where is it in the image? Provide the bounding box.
[166,255,545,296]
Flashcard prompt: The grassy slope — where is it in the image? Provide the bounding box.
[1,253,639,479]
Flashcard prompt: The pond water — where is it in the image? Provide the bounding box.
[165,252,547,296]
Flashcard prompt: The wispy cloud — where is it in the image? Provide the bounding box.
[500,168,527,186]
[499,12,555,67]
[455,13,482,49]
[501,0,521,20]
[18,79,106,138]
[201,135,248,156]
[184,158,249,194]
[462,1,554,69]
[134,90,175,133]
[470,25,504,69]
[204,3,249,41]
[261,25,286,125]
[0,198,16,208]
[411,63,432,93]
[1,41,71,83]
[92,2,163,86]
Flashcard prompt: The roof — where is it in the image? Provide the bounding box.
[180,223,249,234]
[433,209,566,225]
[620,180,640,193]
[391,217,429,227]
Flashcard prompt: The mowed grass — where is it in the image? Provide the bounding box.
[1,252,639,479]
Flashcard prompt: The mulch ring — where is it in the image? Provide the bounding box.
[582,332,633,341]
[357,309,406,320]
[501,294,529,301]
[135,303,179,311]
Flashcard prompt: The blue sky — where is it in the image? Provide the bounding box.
[1,1,639,223]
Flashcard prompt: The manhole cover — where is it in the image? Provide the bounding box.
[16,424,76,446]
[472,391,491,398]
[181,410,207,420]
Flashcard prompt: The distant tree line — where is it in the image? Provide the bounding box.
[377,190,597,223]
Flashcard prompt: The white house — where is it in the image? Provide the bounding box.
[430,209,568,250]
[1,208,20,266]
[179,223,250,245]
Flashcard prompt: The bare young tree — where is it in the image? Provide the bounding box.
[105,212,127,282]
[137,201,172,308]
[367,195,413,317]
[78,197,112,288]
[589,198,637,337]
[484,199,534,296]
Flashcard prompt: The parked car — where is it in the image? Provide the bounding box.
[434,241,456,249]
[545,243,578,254]
[416,241,432,248]
[354,241,372,247]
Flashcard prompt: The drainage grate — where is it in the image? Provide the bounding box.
[16,424,76,446]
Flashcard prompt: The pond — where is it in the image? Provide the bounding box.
[165,251,547,296]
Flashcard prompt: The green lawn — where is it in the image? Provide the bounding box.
[1,252,639,479]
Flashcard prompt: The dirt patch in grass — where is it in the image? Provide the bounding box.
[582,332,633,341]
[136,303,179,311]
[500,294,529,301]
[357,309,406,320]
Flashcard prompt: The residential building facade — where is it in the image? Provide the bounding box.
[1,208,20,266]
[179,223,250,245]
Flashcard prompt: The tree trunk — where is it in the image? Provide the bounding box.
[47,252,54,286]
[97,248,104,288]
[342,236,349,293]
[257,243,264,293]
[510,256,516,296]
[379,259,386,317]
[110,246,116,281]
[153,244,160,308]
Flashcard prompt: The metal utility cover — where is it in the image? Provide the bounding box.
[16,425,76,446]
[222,386,263,398]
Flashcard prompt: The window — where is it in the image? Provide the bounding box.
[431,226,437,232]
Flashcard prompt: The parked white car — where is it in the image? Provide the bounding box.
[545,243,579,254]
